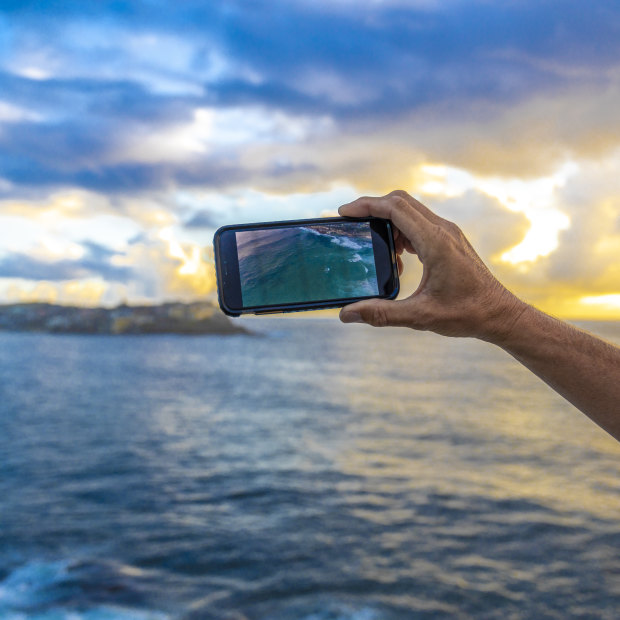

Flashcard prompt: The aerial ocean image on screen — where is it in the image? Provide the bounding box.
[236,223,379,308]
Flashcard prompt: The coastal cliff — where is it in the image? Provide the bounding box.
[0,301,247,335]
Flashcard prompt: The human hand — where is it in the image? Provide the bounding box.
[339,190,526,340]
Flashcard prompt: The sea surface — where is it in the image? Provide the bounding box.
[1,319,619,619]
[237,226,378,307]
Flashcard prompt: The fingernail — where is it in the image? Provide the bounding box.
[341,311,363,324]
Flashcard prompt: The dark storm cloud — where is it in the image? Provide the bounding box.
[1,72,193,122]
[0,115,248,193]
[1,0,619,196]
[0,241,133,282]
[183,210,218,229]
[1,160,249,194]
[207,0,619,119]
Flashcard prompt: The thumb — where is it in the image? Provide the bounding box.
[339,298,414,328]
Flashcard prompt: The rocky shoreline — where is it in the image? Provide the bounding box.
[303,222,371,238]
[0,301,248,335]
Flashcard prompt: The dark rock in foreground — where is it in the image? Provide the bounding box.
[0,301,248,335]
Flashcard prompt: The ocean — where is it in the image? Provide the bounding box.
[1,318,619,619]
[237,226,378,307]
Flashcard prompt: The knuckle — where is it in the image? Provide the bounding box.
[386,195,410,216]
[447,221,464,237]
[387,189,411,200]
[434,220,464,245]
[439,218,465,239]
[430,222,447,239]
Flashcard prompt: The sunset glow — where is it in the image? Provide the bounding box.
[580,294,620,319]
[0,1,618,318]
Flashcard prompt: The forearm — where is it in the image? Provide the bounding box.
[486,303,620,440]
[338,191,620,442]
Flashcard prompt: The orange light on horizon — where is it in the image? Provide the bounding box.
[579,294,620,320]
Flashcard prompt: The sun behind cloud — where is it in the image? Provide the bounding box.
[0,1,619,318]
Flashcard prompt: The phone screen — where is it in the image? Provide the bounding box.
[236,221,379,307]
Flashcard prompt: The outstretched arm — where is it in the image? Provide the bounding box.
[338,191,620,441]
[491,305,620,440]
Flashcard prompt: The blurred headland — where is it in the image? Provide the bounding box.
[0,301,247,335]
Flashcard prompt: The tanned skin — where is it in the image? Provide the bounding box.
[339,191,620,442]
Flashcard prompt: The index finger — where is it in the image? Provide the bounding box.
[338,194,432,255]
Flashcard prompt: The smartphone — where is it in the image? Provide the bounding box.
[214,216,399,316]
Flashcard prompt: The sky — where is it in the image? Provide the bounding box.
[0,0,619,318]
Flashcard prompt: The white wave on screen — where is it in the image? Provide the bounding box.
[329,236,362,250]
[347,254,369,273]
[300,226,323,237]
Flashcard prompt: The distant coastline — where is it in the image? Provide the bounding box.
[300,222,371,239]
[0,301,248,335]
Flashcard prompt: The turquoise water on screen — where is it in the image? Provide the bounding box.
[236,224,379,308]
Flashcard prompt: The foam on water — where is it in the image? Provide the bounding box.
[0,560,169,620]
[346,254,369,273]
[0,560,67,606]
[328,235,363,251]
[0,560,382,620]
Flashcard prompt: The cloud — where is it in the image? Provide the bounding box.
[541,152,620,292]
[2,278,110,307]
[118,231,217,301]
[0,0,619,198]
[0,1,619,314]
[0,226,219,305]
[431,150,620,316]
[0,241,133,282]
[183,210,218,229]
[430,190,530,264]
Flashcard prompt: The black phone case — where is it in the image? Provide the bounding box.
[214,217,399,316]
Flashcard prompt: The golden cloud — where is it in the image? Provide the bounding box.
[4,278,108,307]
[238,74,620,193]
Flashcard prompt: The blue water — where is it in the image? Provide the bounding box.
[1,319,619,619]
